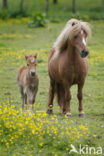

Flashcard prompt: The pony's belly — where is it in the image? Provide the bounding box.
[68,69,87,85]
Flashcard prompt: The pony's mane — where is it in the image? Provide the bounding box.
[53,19,91,58]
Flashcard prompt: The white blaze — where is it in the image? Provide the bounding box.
[82,37,86,46]
[31,58,35,63]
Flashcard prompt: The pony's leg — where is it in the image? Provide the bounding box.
[64,84,71,117]
[47,80,55,114]
[77,83,85,118]
[56,83,65,113]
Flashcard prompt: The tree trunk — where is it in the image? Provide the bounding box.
[2,0,8,9]
[72,0,76,14]
[53,0,58,4]
[102,0,104,13]
[20,0,24,13]
[45,0,49,13]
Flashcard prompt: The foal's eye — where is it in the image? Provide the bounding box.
[74,35,78,39]
[27,64,29,66]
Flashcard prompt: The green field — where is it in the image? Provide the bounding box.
[0,18,104,156]
[0,0,104,155]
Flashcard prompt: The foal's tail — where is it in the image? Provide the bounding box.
[55,83,65,111]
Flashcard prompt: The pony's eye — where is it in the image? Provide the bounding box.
[74,35,78,39]
[27,64,29,66]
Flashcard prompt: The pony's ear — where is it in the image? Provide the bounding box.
[34,54,37,59]
[25,55,28,60]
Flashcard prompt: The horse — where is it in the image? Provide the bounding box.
[47,19,91,118]
[17,54,39,114]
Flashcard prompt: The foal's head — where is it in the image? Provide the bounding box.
[25,54,37,77]
[70,21,91,58]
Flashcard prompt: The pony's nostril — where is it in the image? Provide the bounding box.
[86,51,89,55]
[82,50,85,54]
[80,50,89,58]
[84,51,89,56]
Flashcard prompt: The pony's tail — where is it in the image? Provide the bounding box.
[55,83,65,112]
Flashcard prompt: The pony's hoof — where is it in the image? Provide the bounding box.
[79,112,85,118]
[47,109,53,115]
[66,112,72,118]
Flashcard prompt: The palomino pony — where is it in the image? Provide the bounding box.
[17,54,39,114]
[47,19,91,118]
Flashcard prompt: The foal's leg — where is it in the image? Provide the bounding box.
[77,83,85,118]
[64,84,71,117]
[27,95,34,115]
[47,79,55,114]
[24,93,27,110]
[27,88,38,115]
[19,86,25,112]
[28,99,34,115]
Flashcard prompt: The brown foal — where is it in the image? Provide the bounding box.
[17,54,39,114]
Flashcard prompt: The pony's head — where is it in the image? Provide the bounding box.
[68,19,91,58]
[25,54,37,78]
[54,19,91,58]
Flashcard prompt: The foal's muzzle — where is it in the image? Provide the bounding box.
[80,50,89,58]
[30,71,36,77]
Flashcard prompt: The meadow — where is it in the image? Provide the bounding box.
[0,18,104,156]
[0,1,104,155]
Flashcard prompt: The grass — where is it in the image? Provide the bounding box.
[0,18,104,155]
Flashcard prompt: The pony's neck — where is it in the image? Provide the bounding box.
[67,41,80,61]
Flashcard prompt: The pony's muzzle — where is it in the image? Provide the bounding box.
[80,50,89,58]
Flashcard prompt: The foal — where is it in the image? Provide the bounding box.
[47,19,91,118]
[17,54,39,114]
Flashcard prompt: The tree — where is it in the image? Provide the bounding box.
[72,0,76,14]
[102,0,104,12]
[20,0,24,13]
[2,0,8,9]
[45,0,49,13]
[53,0,58,4]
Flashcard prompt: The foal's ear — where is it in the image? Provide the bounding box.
[25,55,28,60]
[34,54,37,59]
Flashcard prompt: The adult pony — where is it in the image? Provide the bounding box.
[47,19,91,118]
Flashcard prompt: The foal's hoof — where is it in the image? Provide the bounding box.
[79,112,85,118]
[66,112,72,118]
[46,109,53,115]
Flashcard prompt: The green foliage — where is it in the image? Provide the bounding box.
[68,12,90,21]
[0,0,103,21]
[28,12,48,28]
[0,10,9,19]
[8,11,28,18]
[0,10,27,19]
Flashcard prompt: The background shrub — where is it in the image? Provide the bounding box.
[28,11,48,28]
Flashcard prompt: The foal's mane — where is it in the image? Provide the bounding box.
[53,19,91,58]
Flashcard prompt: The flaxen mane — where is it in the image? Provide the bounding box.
[53,19,91,58]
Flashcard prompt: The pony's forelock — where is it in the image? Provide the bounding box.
[53,19,91,59]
